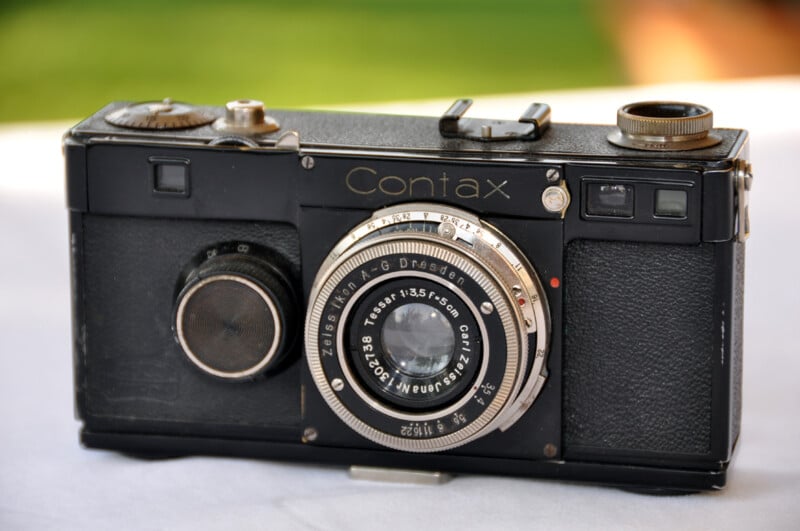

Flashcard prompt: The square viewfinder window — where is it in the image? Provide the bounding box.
[586,183,634,217]
[655,189,687,218]
[154,163,189,195]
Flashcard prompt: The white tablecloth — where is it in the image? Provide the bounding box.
[1,78,798,530]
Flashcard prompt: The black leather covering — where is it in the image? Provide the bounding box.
[563,239,716,457]
[77,214,301,437]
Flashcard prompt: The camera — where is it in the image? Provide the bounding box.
[65,97,751,493]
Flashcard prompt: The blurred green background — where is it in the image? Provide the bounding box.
[0,0,624,123]
[4,0,798,124]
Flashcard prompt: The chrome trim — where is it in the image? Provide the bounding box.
[608,101,722,151]
[212,99,280,135]
[541,182,571,218]
[349,466,452,485]
[735,159,753,242]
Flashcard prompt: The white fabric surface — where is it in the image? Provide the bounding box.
[1,78,799,530]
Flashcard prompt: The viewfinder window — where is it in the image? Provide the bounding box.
[655,189,687,218]
[153,162,189,196]
[586,183,634,217]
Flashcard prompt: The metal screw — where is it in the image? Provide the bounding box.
[437,222,457,239]
[303,427,318,442]
[480,302,494,315]
[543,443,557,458]
[301,155,315,170]
[331,378,344,391]
[545,168,560,182]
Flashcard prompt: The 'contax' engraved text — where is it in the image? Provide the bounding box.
[345,166,510,200]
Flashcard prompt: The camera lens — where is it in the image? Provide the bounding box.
[175,251,296,380]
[382,303,455,378]
[305,203,551,452]
[346,278,481,411]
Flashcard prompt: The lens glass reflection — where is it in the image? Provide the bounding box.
[381,302,455,377]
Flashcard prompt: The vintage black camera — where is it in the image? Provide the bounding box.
[65,97,751,493]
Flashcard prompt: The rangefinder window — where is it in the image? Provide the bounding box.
[585,183,634,218]
[654,189,689,218]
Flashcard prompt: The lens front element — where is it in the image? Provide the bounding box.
[348,278,481,411]
[382,302,455,378]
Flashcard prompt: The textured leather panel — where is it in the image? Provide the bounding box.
[79,214,301,432]
[563,240,715,456]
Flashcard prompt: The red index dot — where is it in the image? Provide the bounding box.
[550,277,561,289]
[518,298,526,306]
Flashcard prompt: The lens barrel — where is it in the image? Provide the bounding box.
[305,203,549,452]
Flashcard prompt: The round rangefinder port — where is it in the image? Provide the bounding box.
[174,248,296,380]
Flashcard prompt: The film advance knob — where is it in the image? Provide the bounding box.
[607,101,722,151]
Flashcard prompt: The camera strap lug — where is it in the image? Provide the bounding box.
[439,98,551,142]
[734,159,752,242]
[348,465,452,485]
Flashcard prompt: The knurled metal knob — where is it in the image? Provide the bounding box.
[105,98,214,130]
[608,101,722,151]
[213,99,279,134]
